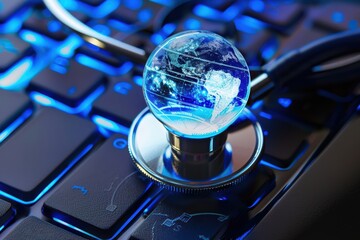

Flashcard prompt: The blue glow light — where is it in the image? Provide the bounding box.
[93,24,111,36]
[248,196,262,209]
[348,20,359,30]
[193,3,240,21]
[58,35,83,57]
[150,0,175,6]
[259,111,272,119]
[249,0,265,12]
[19,30,57,47]
[0,225,4,232]
[113,138,128,149]
[47,20,62,33]
[0,108,32,143]
[29,85,105,114]
[234,16,265,33]
[184,18,201,30]
[125,0,143,10]
[162,23,176,35]
[76,54,134,75]
[133,76,143,86]
[237,227,254,240]
[277,98,292,108]
[53,196,152,240]
[108,19,134,32]
[0,57,33,90]
[62,0,120,18]
[0,143,95,205]
[151,33,163,45]
[92,115,130,135]
[332,11,344,23]
[138,9,153,22]
[0,7,30,33]
[114,82,132,95]
[251,100,264,110]
[261,37,278,61]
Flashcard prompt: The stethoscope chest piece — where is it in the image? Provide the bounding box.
[128,107,263,193]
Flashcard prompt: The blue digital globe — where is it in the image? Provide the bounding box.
[143,30,251,139]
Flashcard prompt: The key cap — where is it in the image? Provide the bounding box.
[0,89,32,135]
[264,91,343,127]
[0,199,12,228]
[0,0,30,24]
[0,34,34,74]
[91,75,146,127]
[274,23,327,58]
[44,134,151,239]
[0,108,98,202]
[257,113,310,168]
[235,166,275,208]
[3,217,86,240]
[22,6,87,42]
[130,195,239,240]
[236,30,272,66]
[110,0,165,32]
[243,2,304,29]
[311,3,360,32]
[27,58,105,108]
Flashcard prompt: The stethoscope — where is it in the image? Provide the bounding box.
[44,0,360,193]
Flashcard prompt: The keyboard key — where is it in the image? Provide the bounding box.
[3,217,86,240]
[0,34,34,74]
[0,199,12,228]
[236,30,272,66]
[110,0,166,33]
[27,58,105,109]
[264,91,343,127]
[236,166,275,208]
[275,23,327,58]
[22,5,87,42]
[44,134,151,239]
[0,89,32,135]
[130,195,238,240]
[311,3,360,32]
[0,0,30,24]
[244,2,304,30]
[0,108,98,203]
[91,75,146,127]
[257,114,310,168]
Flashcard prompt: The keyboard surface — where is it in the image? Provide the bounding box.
[0,0,359,239]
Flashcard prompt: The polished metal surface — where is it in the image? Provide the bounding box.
[128,108,264,193]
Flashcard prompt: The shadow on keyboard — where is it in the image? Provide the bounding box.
[0,0,359,239]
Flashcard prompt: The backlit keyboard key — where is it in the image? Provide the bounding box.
[312,3,360,32]
[244,2,304,30]
[3,217,86,240]
[0,108,98,203]
[0,34,34,74]
[264,91,343,127]
[0,0,30,28]
[91,75,146,127]
[44,134,151,239]
[27,58,105,111]
[130,195,238,240]
[0,199,12,229]
[0,89,32,141]
[257,114,310,168]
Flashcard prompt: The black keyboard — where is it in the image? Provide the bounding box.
[0,0,359,239]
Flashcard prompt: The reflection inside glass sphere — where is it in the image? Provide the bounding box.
[143,30,251,139]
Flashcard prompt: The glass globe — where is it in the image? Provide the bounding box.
[143,30,251,139]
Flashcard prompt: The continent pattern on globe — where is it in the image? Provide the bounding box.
[143,30,251,138]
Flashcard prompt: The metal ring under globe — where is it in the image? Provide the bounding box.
[128,108,264,193]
